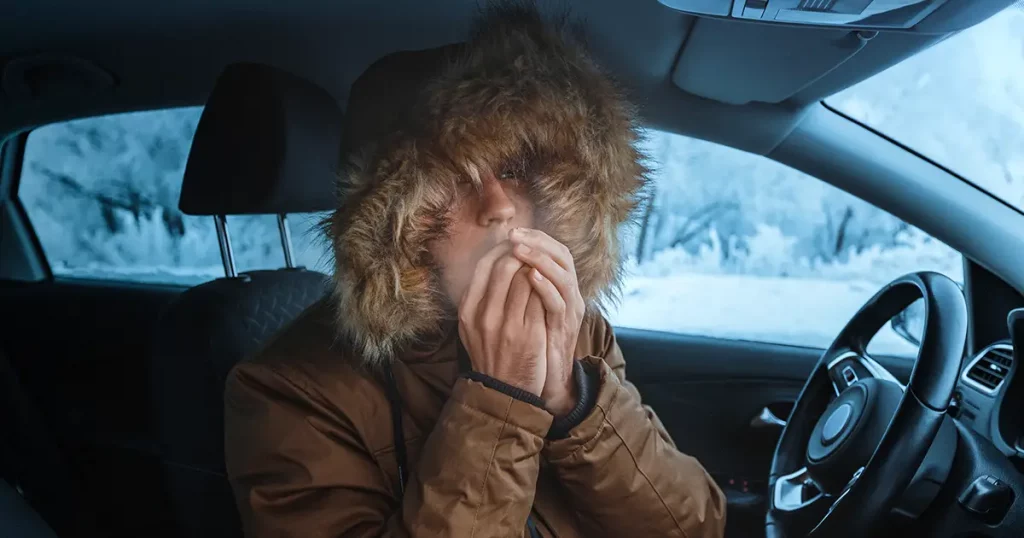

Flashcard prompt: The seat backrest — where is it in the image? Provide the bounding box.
[149,63,341,538]
[0,347,83,537]
[151,270,327,538]
[0,479,59,538]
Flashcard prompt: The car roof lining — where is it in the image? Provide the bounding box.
[0,0,1016,153]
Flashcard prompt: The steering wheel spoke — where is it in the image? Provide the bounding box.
[774,465,868,536]
[772,467,833,535]
[812,466,864,531]
[773,467,824,512]
[826,350,904,396]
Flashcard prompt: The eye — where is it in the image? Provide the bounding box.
[498,160,527,182]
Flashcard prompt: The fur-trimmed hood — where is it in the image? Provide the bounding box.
[327,4,647,367]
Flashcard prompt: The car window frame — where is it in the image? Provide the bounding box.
[1,132,52,282]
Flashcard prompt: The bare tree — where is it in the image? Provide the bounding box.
[635,185,657,261]
[671,202,740,249]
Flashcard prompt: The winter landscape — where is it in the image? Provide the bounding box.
[17,6,1023,357]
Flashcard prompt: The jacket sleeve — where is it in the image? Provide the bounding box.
[543,319,727,538]
[224,362,553,538]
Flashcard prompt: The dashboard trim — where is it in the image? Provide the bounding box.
[960,342,1014,397]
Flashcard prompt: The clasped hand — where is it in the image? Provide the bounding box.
[457,228,585,417]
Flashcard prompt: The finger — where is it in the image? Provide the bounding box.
[479,254,524,331]
[512,243,573,298]
[457,321,473,355]
[509,228,575,274]
[459,241,512,319]
[526,268,566,323]
[526,291,548,378]
[506,266,533,325]
[525,289,545,327]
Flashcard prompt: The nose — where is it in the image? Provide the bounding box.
[475,171,516,227]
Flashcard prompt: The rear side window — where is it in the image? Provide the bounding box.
[17,108,329,285]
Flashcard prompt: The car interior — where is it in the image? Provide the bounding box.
[2,1,1024,537]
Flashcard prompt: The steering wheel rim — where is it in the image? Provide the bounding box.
[766,271,967,538]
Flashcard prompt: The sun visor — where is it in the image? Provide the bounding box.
[179,63,342,216]
[670,17,875,105]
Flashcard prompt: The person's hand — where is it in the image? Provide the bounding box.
[459,241,548,396]
[509,228,585,416]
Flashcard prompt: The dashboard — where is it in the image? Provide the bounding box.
[953,340,1024,459]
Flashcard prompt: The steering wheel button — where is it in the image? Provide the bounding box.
[842,366,858,385]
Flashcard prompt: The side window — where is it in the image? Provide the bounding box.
[17,108,330,286]
[612,130,963,357]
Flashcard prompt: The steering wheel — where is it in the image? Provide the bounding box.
[765,272,967,538]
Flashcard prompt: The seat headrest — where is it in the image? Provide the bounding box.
[179,63,341,216]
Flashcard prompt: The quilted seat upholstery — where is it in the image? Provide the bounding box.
[150,270,328,538]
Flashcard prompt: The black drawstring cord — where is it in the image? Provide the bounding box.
[385,364,408,495]
[385,351,543,537]
[526,514,542,538]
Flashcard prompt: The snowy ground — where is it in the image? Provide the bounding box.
[56,264,224,287]
[610,272,919,357]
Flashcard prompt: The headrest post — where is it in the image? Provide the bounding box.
[213,215,237,278]
[277,214,295,269]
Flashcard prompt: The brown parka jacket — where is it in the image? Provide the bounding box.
[225,300,726,537]
[225,5,726,537]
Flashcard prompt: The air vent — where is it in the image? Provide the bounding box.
[962,344,1014,394]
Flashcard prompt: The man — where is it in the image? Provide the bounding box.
[224,4,726,537]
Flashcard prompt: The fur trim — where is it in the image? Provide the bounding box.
[327,3,648,367]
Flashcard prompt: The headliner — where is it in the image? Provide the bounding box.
[0,0,1015,154]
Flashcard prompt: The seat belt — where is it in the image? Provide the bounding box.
[385,360,543,538]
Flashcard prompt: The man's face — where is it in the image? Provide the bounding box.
[430,166,535,307]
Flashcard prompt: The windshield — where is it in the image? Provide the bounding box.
[828,5,1024,212]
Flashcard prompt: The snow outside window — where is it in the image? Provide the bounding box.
[828,5,1024,212]
[608,131,963,358]
[18,108,330,287]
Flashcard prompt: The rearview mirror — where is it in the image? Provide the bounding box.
[891,299,926,347]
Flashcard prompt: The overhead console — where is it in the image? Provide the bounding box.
[655,0,1013,105]
[658,0,949,29]
[656,0,1008,31]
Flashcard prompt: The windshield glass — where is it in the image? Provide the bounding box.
[828,5,1024,212]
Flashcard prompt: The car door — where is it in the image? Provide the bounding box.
[605,130,962,538]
